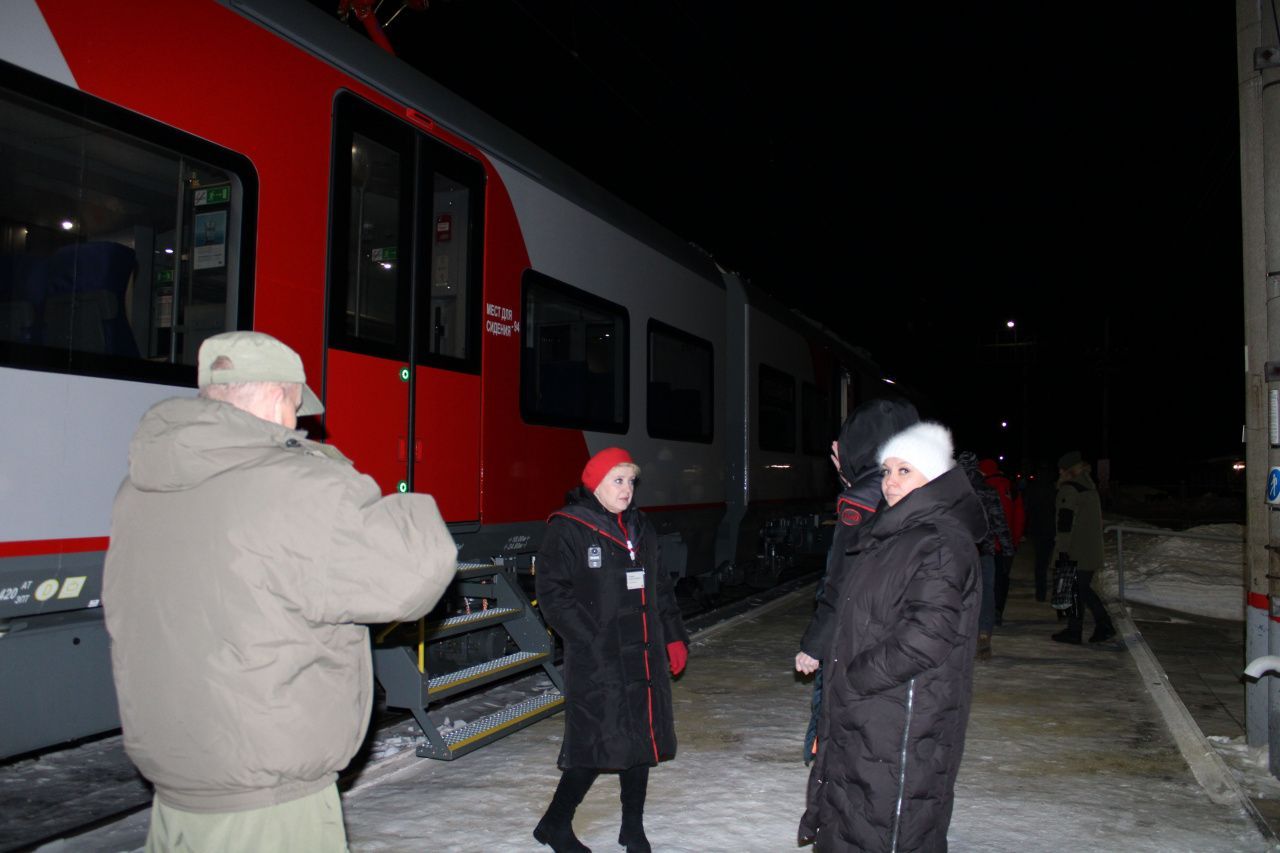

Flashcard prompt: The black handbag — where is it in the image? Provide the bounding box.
[1051,558,1078,611]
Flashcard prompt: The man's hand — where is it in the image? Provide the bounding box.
[795,651,820,675]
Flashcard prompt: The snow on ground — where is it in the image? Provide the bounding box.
[1099,521,1244,621]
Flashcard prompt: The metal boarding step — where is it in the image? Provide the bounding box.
[428,688,565,759]
[372,559,565,760]
[423,606,522,640]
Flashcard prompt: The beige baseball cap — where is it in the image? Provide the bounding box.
[197,331,324,416]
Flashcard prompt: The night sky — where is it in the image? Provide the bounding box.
[315,1,1244,487]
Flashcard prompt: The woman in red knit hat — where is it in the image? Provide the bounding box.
[533,447,689,853]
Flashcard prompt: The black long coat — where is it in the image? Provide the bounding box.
[800,467,985,852]
[535,492,689,770]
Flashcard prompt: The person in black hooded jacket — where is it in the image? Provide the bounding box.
[800,421,985,852]
[795,397,919,763]
[533,447,689,853]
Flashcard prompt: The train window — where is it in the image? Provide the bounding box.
[417,151,484,369]
[329,93,483,371]
[344,132,407,349]
[0,66,256,382]
[647,320,713,443]
[801,381,835,456]
[758,363,796,453]
[520,270,628,432]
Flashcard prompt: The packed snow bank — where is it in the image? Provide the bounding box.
[1099,521,1244,621]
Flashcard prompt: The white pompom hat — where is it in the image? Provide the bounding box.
[877,421,956,482]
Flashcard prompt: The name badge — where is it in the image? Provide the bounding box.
[626,569,645,590]
[587,546,602,568]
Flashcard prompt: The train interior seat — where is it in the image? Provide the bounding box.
[39,242,140,358]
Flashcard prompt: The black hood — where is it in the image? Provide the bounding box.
[838,397,920,484]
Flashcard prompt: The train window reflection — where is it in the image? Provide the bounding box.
[0,74,254,381]
[801,381,834,456]
[345,133,402,346]
[520,270,628,433]
[758,363,796,453]
[647,320,713,443]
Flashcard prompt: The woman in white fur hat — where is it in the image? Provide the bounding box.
[800,421,986,852]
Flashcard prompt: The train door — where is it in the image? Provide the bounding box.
[324,93,484,518]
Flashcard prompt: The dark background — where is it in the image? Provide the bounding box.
[311,0,1244,491]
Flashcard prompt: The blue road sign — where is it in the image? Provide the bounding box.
[1269,468,1280,504]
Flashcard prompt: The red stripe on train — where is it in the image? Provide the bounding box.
[0,537,110,558]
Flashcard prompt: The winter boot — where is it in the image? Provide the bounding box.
[534,768,597,853]
[1089,621,1117,644]
[618,765,651,853]
[1051,626,1082,644]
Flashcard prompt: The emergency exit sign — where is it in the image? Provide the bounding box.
[194,186,231,206]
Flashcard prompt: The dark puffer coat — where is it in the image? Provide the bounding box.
[800,466,985,852]
[535,490,689,770]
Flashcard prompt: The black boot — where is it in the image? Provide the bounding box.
[1089,621,1117,643]
[618,765,651,853]
[1052,610,1083,645]
[534,768,597,853]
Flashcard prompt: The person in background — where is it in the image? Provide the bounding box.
[979,457,1024,625]
[958,451,1012,660]
[795,397,919,764]
[1051,450,1117,644]
[103,331,458,852]
[800,422,984,851]
[534,447,689,853]
[1021,460,1059,602]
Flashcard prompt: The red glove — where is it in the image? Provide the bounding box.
[667,641,688,676]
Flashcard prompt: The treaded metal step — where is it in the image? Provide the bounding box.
[424,607,521,639]
[420,690,564,759]
[456,561,501,580]
[427,650,550,699]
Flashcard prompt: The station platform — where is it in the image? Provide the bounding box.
[46,555,1277,852]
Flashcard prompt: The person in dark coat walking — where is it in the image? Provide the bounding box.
[957,451,1012,661]
[1021,461,1058,602]
[796,397,919,764]
[800,422,985,852]
[978,458,1023,625]
[533,447,689,853]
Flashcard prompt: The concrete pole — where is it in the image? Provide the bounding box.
[1238,0,1279,756]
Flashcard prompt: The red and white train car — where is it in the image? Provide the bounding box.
[0,0,885,758]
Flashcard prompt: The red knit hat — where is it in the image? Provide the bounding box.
[582,447,637,491]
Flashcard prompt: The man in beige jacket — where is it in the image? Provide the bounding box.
[104,331,457,851]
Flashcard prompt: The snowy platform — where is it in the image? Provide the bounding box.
[32,558,1278,852]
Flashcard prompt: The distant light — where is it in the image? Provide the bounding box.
[380,262,393,270]
[766,464,793,470]
[1233,461,1246,472]
[1000,421,1008,429]
[998,455,1005,462]
[164,248,174,255]
[882,377,896,385]
[60,220,74,231]
[1006,320,1015,328]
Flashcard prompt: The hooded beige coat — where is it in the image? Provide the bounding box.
[104,396,456,813]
